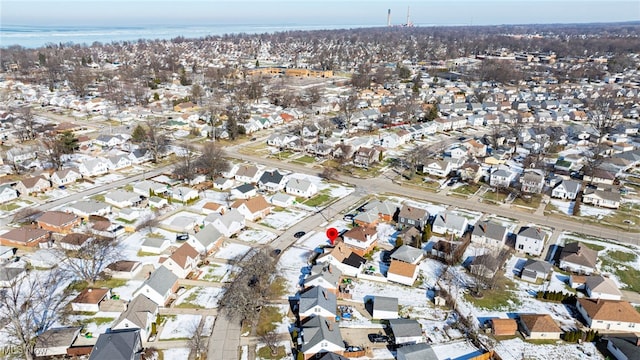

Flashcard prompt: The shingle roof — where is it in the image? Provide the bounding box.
[560,242,598,269]
[518,226,545,241]
[396,343,437,360]
[300,317,344,353]
[522,259,553,275]
[388,318,422,338]
[577,298,640,323]
[89,329,141,360]
[519,314,562,334]
[35,327,82,349]
[37,211,78,227]
[299,286,336,315]
[398,204,428,221]
[113,294,158,330]
[72,288,109,305]
[144,266,178,297]
[472,220,507,241]
[585,275,622,297]
[391,245,423,264]
[373,296,398,313]
[0,227,50,244]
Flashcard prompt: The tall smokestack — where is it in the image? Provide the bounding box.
[406,6,412,27]
[387,9,391,27]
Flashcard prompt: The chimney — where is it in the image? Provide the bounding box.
[326,320,333,331]
[323,290,328,300]
[635,335,640,347]
[328,265,332,274]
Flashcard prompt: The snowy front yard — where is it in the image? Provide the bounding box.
[159,314,202,340]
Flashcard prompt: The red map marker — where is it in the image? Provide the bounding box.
[326,227,339,246]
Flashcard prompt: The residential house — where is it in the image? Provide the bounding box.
[0,184,18,203]
[286,178,318,198]
[206,208,245,238]
[372,296,399,320]
[458,163,483,183]
[57,233,92,250]
[585,275,623,301]
[78,158,109,177]
[518,314,562,340]
[353,211,379,228]
[269,192,296,207]
[604,334,640,360]
[190,224,223,255]
[104,190,143,208]
[551,180,582,200]
[559,242,598,275]
[398,226,422,248]
[298,286,337,320]
[0,245,16,263]
[71,288,110,312]
[111,294,158,341]
[170,186,198,202]
[0,227,50,247]
[388,318,424,345]
[576,298,640,331]
[422,159,453,178]
[582,187,621,209]
[37,211,81,234]
[160,242,200,279]
[353,147,380,167]
[397,204,429,230]
[234,164,261,184]
[584,169,616,185]
[316,242,366,278]
[148,196,167,209]
[266,133,298,147]
[128,149,152,164]
[213,177,234,191]
[106,154,132,171]
[342,226,378,257]
[231,195,272,221]
[431,240,458,262]
[132,266,179,307]
[230,183,257,200]
[133,180,167,197]
[471,220,508,248]
[469,253,504,278]
[66,200,112,219]
[490,318,518,336]
[34,327,82,358]
[304,264,342,294]
[104,260,143,280]
[362,200,397,223]
[520,169,545,194]
[140,237,171,254]
[515,226,546,256]
[520,259,553,283]
[15,175,51,196]
[387,259,419,286]
[432,212,468,237]
[94,134,125,148]
[257,169,287,192]
[51,168,81,187]
[88,329,143,360]
[396,343,437,360]
[299,316,345,360]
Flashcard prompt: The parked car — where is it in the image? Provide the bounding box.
[272,248,282,256]
[368,334,389,343]
[294,231,306,238]
[343,214,355,221]
[176,233,189,241]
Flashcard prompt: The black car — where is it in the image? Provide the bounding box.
[343,214,355,221]
[368,333,389,343]
[294,231,306,238]
[272,248,282,256]
[176,233,189,241]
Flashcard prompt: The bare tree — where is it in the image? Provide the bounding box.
[56,236,121,285]
[142,119,170,163]
[187,319,207,360]
[259,331,280,356]
[14,106,37,142]
[0,268,71,360]
[40,131,78,170]
[172,142,199,183]
[220,249,277,323]
[66,67,93,98]
[339,91,358,133]
[136,211,160,234]
[196,142,230,180]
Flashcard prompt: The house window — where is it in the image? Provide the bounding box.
[518,244,524,250]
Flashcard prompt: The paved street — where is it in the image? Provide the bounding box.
[208,310,242,360]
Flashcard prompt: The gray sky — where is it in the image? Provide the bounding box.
[2,0,639,26]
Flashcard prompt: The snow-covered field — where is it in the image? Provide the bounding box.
[174,286,224,308]
[201,316,215,337]
[295,231,325,250]
[162,348,191,359]
[277,246,313,296]
[159,314,202,340]
[495,338,603,360]
[237,227,277,244]
[199,263,236,282]
[214,243,252,260]
[260,208,309,230]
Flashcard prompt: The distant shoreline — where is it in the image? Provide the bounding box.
[0,23,380,48]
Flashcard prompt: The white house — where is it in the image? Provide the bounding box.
[515,226,546,256]
[285,178,318,198]
[551,180,581,200]
[50,168,82,187]
[298,286,337,320]
[70,288,110,313]
[585,275,623,301]
[388,318,424,345]
[140,237,171,254]
[104,190,143,208]
[422,159,453,178]
[170,186,199,202]
[78,158,109,177]
[432,212,468,237]
[372,296,399,320]
[110,294,158,341]
[160,242,199,279]
[206,208,245,238]
[0,184,18,203]
[387,259,419,286]
[342,226,378,257]
[132,266,179,307]
[576,298,640,331]
[471,220,508,248]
